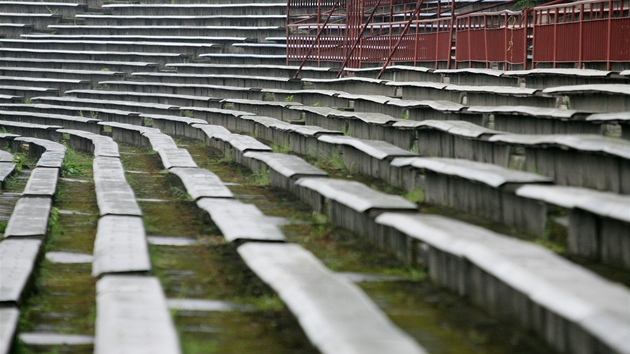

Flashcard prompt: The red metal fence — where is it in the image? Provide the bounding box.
[287,0,630,71]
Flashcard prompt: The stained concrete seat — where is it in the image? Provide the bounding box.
[197,53,287,65]
[503,68,630,89]
[434,68,519,86]
[130,72,302,91]
[48,25,284,41]
[32,96,181,116]
[543,84,630,112]
[0,67,126,84]
[76,14,286,27]
[98,80,261,100]
[0,23,33,37]
[102,3,287,16]
[0,109,101,134]
[13,136,66,169]
[0,57,158,73]
[344,65,441,82]
[1,103,142,126]
[374,213,630,354]
[67,89,222,110]
[0,12,61,31]
[0,239,42,303]
[238,243,427,354]
[166,63,335,79]
[58,129,120,158]
[22,33,247,45]
[242,151,328,191]
[0,47,191,65]
[0,39,220,56]
[0,76,89,94]
[0,2,87,18]
[0,120,62,140]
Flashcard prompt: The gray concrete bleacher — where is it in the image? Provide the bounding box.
[543,84,630,112]
[374,213,630,354]
[58,129,120,158]
[0,76,89,94]
[13,136,66,169]
[92,216,151,277]
[0,239,42,303]
[98,80,261,100]
[0,307,20,354]
[130,72,303,91]
[0,67,126,84]
[22,168,59,198]
[238,243,428,354]
[0,23,33,37]
[32,96,181,116]
[165,63,336,79]
[76,14,285,28]
[67,89,221,110]
[94,276,180,354]
[0,85,59,99]
[93,156,142,217]
[0,120,62,140]
[503,68,630,89]
[242,152,328,191]
[2,103,142,126]
[0,109,101,134]
[4,197,53,238]
[0,13,61,31]
[0,48,191,65]
[101,3,287,16]
[0,57,159,73]
[169,167,234,201]
[0,2,87,18]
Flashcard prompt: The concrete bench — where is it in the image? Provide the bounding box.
[0,306,20,354]
[0,66,126,85]
[394,81,554,107]
[198,53,287,65]
[13,136,66,168]
[58,129,119,158]
[68,89,222,109]
[374,213,630,354]
[186,107,254,132]
[230,42,286,56]
[503,68,629,89]
[294,177,417,238]
[434,68,519,86]
[344,65,440,82]
[0,76,90,94]
[98,80,261,100]
[516,185,630,269]
[225,134,273,164]
[192,123,233,147]
[77,14,285,28]
[4,197,52,238]
[98,121,162,147]
[93,156,142,217]
[0,110,101,134]
[304,77,393,97]
[48,25,284,41]
[131,72,302,91]
[587,112,630,140]
[22,168,59,198]
[238,243,427,354]
[242,151,327,191]
[0,162,16,187]
[156,148,197,170]
[0,120,62,141]
[0,57,158,73]
[264,88,348,108]
[0,94,23,104]
[94,276,180,354]
[0,23,33,37]
[543,84,630,112]
[196,198,285,243]
[166,63,335,79]
[143,132,179,152]
[0,48,191,65]
[0,85,59,99]
[0,13,61,31]
[32,96,181,116]
[221,98,303,121]
[92,216,151,277]
[22,33,247,45]
[464,105,601,135]
[0,39,220,56]
[389,157,553,233]
[143,114,207,140]
[0,239,42,303]
[102,3,287,16]
[0,151,13,163]
[488,134,630,193]
[0,2,87,18]
[317,135,417,182]
[0,103,142,126]
[169,167,233,201]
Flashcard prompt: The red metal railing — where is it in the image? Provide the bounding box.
[287,0,630,70]
[532,0,630,69]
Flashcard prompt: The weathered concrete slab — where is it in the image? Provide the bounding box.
[4,197,52,238]
[0,306,19,354]
[0,239,42,303]
[37,151,65,169]
[375,213,630,354]
[143,132,178,151]
[22,168,59,198]
[95,276,181,354]
[225,134,272,153]
[397,157,552,188]
[196,198,284,243]
[46,252,93,264]
[92,215,151,277]
[147,236,199,247]
[156,148,197,169]
[0,162,15,183]
[295,178,417,213]
[19,333,94,346]
[59,129,120,158]
[243,152,327,179]
[0,150,12,163]
[318,135,416,160]
[166,299,248,312]
[169,167,233,200]
[238,243,427,354]
[93,157,141,217]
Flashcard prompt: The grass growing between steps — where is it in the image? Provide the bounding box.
[118,143,317,354]
[180,138,557,354]
[14,149,97,354]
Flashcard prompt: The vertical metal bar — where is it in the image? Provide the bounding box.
[578,2,584,67]
[337,0,383,77]
[606,0,613,70]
